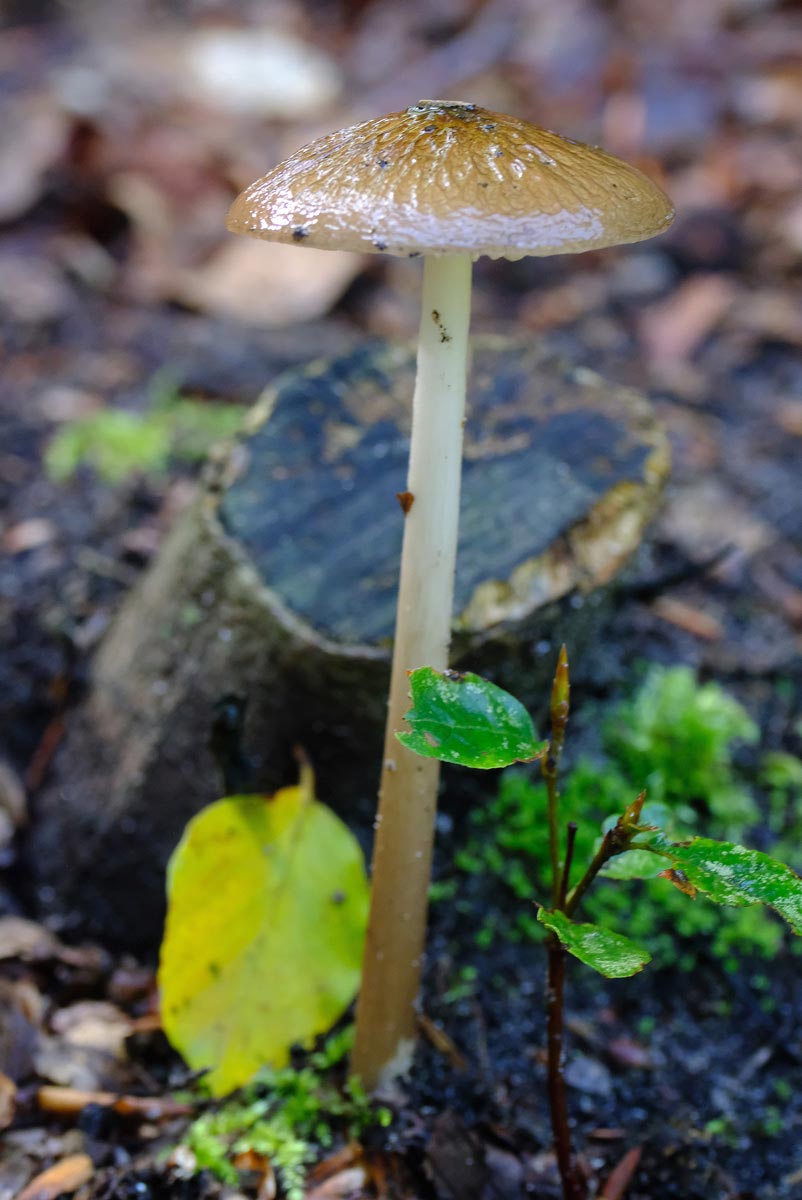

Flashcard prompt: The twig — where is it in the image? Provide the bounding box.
[542,648,585,1200]
[37,1085,193,1121]
[566,793,647,919]
[542,646,570,908]
[560,822,578,910]
[546,938,586,1200]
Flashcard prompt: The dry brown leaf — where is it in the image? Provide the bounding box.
[185,27,342,118]
[172,239,363,326]
[0,1071,16,1131]
[0,253,72,326]
[730,288,802,348]
[417,1013,467,1072]
[51,1002,133,1059]
[2,519,56,555]
[305,1166,368,1200]
[735,63,802,126]
[16,1153,93,1200]
[0,917,60,962]
[658,479,773,562]
[651,596,724,642]
[640,275,737,369]
[305,1145,362,1188]
[33,1036,129,1093]
[775,399,802,438]
[599,1146,642,1200]
[0,759,27,828]
[0,94,67,223]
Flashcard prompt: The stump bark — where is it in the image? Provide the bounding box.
[32,337,669,950]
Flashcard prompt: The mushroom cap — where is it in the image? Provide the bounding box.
[226,100,674,260]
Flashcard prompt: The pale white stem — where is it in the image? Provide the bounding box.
[353,254,472,1089]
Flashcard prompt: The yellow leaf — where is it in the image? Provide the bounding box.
[158,769,369,1095]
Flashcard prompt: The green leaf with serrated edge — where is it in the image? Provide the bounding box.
[649,836,802,934]
[397,668,547,769]
[537,909,651,977]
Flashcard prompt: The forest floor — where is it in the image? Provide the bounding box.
[2,1,802,1198]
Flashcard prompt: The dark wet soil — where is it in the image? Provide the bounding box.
[3,1,802,1197]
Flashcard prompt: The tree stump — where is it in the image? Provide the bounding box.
[32,337,669,950]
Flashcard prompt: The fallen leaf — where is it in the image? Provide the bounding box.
[651,596,724,641]
[775,398,802,437]
[305,1145,362,1188]
[0,979,45,1082]
[735,62,802,126]
[33,1037,129,1093]
[185,27,342,117]
[51,1002,133,1059]
[172,239,363,327]
[0,253,72,326]
[305,1166,367,1200]
[2,519,57,555]
[599,1146,642,1200]
[16,1154,93,1200]
[0,759,27,827]
[0,94,67,223]
[606,1037,653,1070]
[0,917,60,962]
[658,479,773,562]
[639,274,737,368]
[0,1071,16,1130]
[159,767,369,1095]
[417,1013,467,1072]
[232,1149,276,1200]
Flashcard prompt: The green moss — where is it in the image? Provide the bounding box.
[45,373,246,484]
[181,1027,390,1200]
[441,666,801,968]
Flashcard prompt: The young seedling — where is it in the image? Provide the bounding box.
[400,652,802,1200]
[226,101,674,1087]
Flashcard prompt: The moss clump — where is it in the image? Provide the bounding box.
[181,1027,390,1200]
[46,373,245,484]
[444,666,802,969]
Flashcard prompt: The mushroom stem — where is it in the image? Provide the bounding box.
[353,253,472,1089]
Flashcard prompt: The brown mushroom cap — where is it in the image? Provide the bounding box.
[227,100,674,260]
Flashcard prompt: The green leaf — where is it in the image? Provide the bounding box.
[653,837,802,935]
[159,769,369,1096]
[537,908,651,977]
[397,667,547,769]
[601,848,667,881]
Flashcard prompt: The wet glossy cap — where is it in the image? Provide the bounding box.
[227,100,674,260]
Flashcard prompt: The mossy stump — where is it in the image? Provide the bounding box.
[32,337,669,949]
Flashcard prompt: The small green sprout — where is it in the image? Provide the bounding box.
[181,1028,390,1200]
[399,652,802,1200]
[439,666,797,968]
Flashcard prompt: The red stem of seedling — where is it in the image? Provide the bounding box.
[560,821,578,910]
[546,937,587,1200]
[542,647,586,1200]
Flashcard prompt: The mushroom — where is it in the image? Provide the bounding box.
[226,100,674,1089]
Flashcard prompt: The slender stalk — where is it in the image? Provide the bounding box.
[567,791,647,919]
[352,254,473,1090]
[541,646,584,1199]
[566,830,626,918]
[544,751,562,908]
[543,646,570,907]
[546,938,586,1200]
[559,822,578,910]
